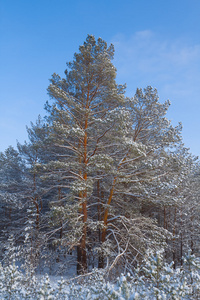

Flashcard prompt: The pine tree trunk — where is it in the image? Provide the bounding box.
[77,203,87,274]
[98,182,105,269]
[172,206,177,269]
[77,245,82,275]
[97,179,103,268]
[190,210,194,254]
[76,111,88,274]
[164,206,167,229]
[101,152,129,254]
[76,192,88,274]
[98,253,104,269]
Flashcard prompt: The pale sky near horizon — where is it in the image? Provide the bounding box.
[0,0,200,157]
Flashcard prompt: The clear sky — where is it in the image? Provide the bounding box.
[0,0,200,156]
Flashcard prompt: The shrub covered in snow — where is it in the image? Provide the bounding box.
[0,251,200,299]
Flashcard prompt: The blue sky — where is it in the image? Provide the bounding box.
[0,0,200,156]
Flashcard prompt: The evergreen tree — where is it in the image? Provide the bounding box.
[0,146,25,259]
[42,34,126,274]
[39,36,184,273]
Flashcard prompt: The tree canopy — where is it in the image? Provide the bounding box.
[0,35,199,277]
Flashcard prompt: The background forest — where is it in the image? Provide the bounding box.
[0,35,200,298]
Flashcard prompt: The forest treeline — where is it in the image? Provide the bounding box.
[0,35,199,277]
